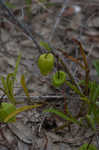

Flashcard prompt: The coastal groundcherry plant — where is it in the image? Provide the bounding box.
[52,71,66,87]
[0,102,16,122]
[38,53,54,76]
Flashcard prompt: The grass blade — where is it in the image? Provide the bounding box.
[4,104,42,122]
[44,108,81,125]
[13,54,21,84]
[20,74,30,99]
[93,60,99,77]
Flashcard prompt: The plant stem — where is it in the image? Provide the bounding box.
[64,80,84,97]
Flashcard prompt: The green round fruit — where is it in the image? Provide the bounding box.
[79,143,97,150]
[0,102,16,123]
[52,71,66,87]
[38,53,54,76]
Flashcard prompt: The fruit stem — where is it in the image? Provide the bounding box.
[56,55,60,79]
[58,71,60,79]
[45,53,49,59]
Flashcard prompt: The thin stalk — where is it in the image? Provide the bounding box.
[72,39,90,95]
[59,58,83,94]
[49,0,69,42]
[64,80,84,97]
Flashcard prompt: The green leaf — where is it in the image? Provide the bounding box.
[13,54,21,84]
[0,102,16,123]
[25,0,32,5]
[40,41,52,51]
[78,80,94,89]
[25,0,32,17]
[65,80,84,97]
[39,0,47,3]
[1,75,16,104]
[92,85,99,102]
[4,104,42,122]
[44,108,81,125]
[20,74,30,99]
[79,143,97,150]
[5,1,16,9]
[1,76,7,95]
[0,54,21,104]
[88,82,99,115]
[94,108,99,124]
[45,2,59,7]
[86,114,95,130]
[5,73,16,104]
[6,73,14,97]
[89,81,97,102]
[93,60,99,77]
[80,96,90,103]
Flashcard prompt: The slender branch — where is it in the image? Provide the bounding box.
[49,0,69,42]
